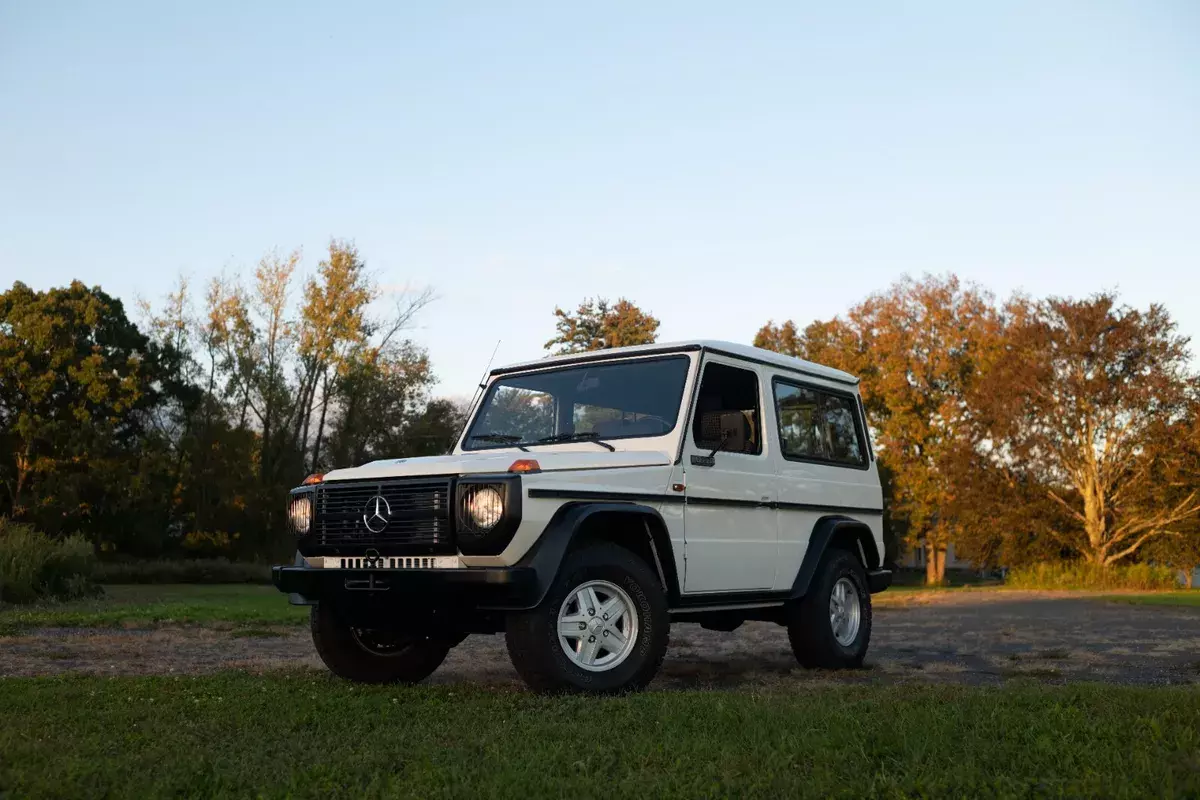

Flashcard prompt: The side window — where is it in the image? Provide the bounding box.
[774,381,865,467]
[774,384,824,458]
[822,394,864,464]
[691,362,762,455]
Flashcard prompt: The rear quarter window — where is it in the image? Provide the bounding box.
[773,380,866,468]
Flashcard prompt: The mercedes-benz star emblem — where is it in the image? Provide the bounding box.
[362,495,391,533]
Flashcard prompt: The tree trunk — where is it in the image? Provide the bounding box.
[1188,568,1196,590]
[297,371,316,469]
[924,543,946,585]
[311,372,331,472]
[12,446,33,519]
[1081,471,1110,565]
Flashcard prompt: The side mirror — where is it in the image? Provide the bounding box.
[715,411,747,454]
[691,411,747,466]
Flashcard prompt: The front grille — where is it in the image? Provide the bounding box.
[313,478,453,552]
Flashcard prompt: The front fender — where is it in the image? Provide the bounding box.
[489,501,679,610]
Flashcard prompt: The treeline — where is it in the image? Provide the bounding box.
[3,264,1199,581]
[0,241,463,560]
[756,275,1200,583]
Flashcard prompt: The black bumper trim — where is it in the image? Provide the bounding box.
[271,565,539,608]
[867,568,892,594]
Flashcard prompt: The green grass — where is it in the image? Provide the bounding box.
[0,584,307,634]
[1101,591,1200,606]
[1006,562,1179,591]
[1,675,1198,798]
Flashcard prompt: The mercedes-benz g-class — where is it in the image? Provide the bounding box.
[273,340,890,693]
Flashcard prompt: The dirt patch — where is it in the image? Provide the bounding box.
[2,593,1198,687]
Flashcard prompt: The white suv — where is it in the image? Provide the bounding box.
[274,340,890,693]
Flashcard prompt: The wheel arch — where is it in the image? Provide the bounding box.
[514,502,681,609]
[790,515,881,599]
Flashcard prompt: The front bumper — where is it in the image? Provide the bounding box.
[271,565,539,609]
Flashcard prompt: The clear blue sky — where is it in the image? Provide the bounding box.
[2,1,1197,399]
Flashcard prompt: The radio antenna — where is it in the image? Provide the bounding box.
[478,339,502,389]
[454,339,501,451]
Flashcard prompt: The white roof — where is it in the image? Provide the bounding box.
[491,340,859,386]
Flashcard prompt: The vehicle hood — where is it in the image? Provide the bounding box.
[321,449,672,482]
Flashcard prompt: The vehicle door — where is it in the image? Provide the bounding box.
[680,357,778,593]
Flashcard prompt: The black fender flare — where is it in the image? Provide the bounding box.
[790,515,881,598]
[509,502,681,610]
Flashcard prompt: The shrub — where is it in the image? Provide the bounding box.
[92,558,271,585]
[1005,562,1180,591]
[0,518,99,604]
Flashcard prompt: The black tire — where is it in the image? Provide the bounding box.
[310,604,451,684]
[505,542,669,694]
[787,547,872,669]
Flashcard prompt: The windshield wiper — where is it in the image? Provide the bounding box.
[535,432,616,452]
[468,434,529,452]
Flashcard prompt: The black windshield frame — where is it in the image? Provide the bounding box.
[461,355,693,451]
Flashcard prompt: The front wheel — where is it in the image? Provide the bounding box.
[310,604,451,684]
[506,542,669,694]
[787,548,872,669]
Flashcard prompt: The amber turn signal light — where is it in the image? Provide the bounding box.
[301,473,325,485]
[507,459,541,474]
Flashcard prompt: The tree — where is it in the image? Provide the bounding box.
[295,240,375,472]
[1144,409,1200,586]
[756,275,1002,584]
[545,298,659,354]
[0,281,164,535]
[323,343,438,467]
[970,294,1200,566]
[401,398,468,458]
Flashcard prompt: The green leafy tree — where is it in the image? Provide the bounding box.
[546,297,660,354]
[0,281,165,537]
[323,343,438,467]
[401,398,468,457]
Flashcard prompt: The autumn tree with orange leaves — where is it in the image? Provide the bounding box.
[546,298,660,354]
[968,294,1200,567]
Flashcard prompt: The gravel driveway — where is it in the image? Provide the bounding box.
[3,592,1199,687]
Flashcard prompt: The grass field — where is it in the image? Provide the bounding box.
[1,674,1197,798]
[0,584,307,634]
[4,585,1200,796]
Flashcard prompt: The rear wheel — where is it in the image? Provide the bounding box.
[310,604,451,684]
[506,542,669,694]
[787,548,872,669]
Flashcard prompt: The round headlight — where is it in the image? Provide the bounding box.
[289,495,312,536]
[467,487,504,530]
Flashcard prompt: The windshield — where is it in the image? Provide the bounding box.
[462,356,691,450]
